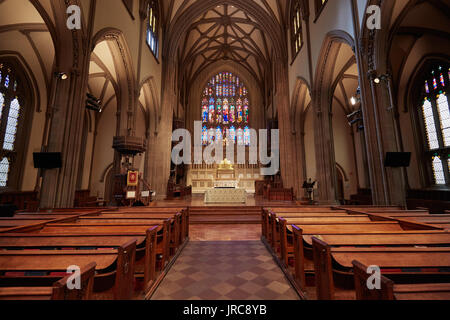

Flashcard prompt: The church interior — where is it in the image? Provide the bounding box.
[0,0,449,302]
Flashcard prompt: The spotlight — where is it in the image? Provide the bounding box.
[86,93,102,113]
[350,96,357,106]
[346,109,362,119]
[373,74,390,84]
[55,72,68,80]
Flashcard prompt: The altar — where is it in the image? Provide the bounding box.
[187,158,264,194]
[204,188,247,204]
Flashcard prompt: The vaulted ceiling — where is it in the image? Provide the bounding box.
[160,0,289,88]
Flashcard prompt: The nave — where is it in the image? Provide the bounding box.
[0,201,450,300]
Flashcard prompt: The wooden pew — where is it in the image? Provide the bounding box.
[0,240,137,300]
[311,238,450,300]
[94,210,189,245]
[74,216,183,253]
[291,226,450,292]
[352,260,450,300]
[272,215,376,261]
[0,262,96,300]
[273,213,437,270]
[4,219,172,272]
[261,208,350,242]
[0,227,159,293]
[0,214,99,228]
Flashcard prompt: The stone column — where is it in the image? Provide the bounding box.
[358,69,407,206]
[311,89,339,205]
[40,67,89,208]
[273,59,301,197]
[149,59,176,198]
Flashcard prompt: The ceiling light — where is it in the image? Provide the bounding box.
[373,77,380,84]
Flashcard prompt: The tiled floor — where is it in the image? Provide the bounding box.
[151,241,300,300]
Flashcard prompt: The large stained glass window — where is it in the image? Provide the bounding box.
[420,63,450,185]
[201,72,250,146]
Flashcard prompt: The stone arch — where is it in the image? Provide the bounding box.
[312,30,356,203]
[91,28,137,136]
[139,75,160,135]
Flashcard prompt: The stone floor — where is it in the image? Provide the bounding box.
[151,241,300,300]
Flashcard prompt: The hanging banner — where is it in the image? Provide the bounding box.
[127,171,139,186]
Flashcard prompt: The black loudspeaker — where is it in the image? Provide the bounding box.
[33,152,62,169]
[384,152,411,168]
[0,204,17,217]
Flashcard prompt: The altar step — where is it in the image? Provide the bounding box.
[189,206,262,224]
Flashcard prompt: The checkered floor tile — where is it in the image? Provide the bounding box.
[151,241,300,300]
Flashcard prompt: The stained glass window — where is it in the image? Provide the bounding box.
[0,61,29,188]
[422,99,439,150]
[201,72,250,146]
[202,126,208,145]
[291,1,303,57]
[237,128,244,146]
[3,98,20,151]
[420,63,450,185]
[437,93,450,147]
[146,1,159,58]
[0,93,4,121]
[244,127,251,146]
[432,156,445,185]
[0,158,9,187]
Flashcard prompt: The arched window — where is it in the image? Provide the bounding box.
[201,72,250,146]
[0,61,31,189]
[291,1,303,58]
[146,1,159,58]
[419,63,450,185]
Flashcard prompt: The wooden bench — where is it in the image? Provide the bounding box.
[0,262,96,300]
[353,260,450,300]
[274,214,438,269]
[291,226,450,293]
[4,219,172,273]
[272,215,376,260]
[0,227,159,294]
[261,208,350,241]
[311,237,450,300]
[0,240,137,300]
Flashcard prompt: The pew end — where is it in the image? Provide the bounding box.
[311,237,335,300]
[292,225,306,292]
[52,262,97,300]
[352,260,395,300]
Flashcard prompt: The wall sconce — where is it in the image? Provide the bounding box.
[54,72,68,80]
[373,74,389,84]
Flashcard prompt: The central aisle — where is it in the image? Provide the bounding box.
[151,241,300,300]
